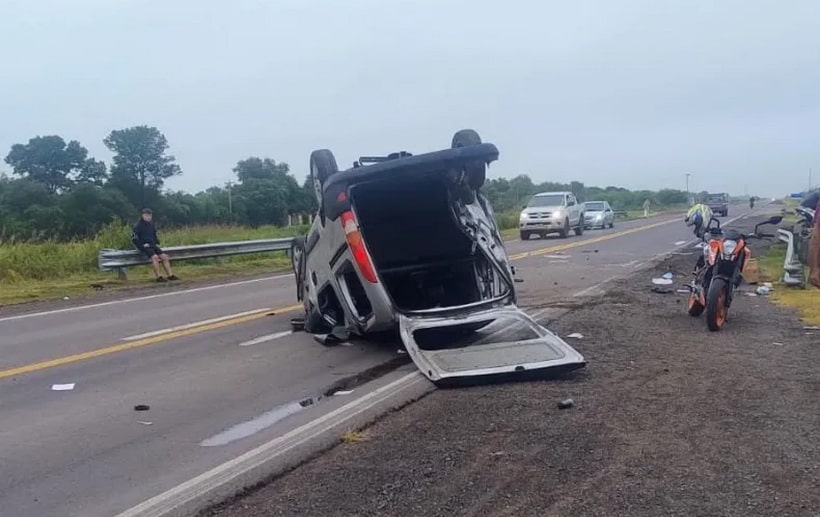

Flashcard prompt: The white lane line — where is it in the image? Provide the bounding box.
[238,331,293,347]
[122,309,272,341]
[0,274,293,324]
[116,371,426,517]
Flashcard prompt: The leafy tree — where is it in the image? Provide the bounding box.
[4,135,107,192]
[104,126,181,209]
[58,185,136,239]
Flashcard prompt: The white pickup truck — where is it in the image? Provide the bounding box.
[519,191,584,240]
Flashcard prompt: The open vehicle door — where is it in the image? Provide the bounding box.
[399,306,586,384]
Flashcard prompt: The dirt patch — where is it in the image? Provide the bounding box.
[204,239,819,517]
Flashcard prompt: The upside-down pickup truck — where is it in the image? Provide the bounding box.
[289,129,586,385]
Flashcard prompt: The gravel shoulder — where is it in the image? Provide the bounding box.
[204,224,819,517]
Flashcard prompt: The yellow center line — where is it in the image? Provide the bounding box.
[0,304,303,380]
[508,218,678,261]
[2,218,679,380]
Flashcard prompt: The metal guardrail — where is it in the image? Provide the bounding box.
[98,238,293,279]
[613,210,629,218]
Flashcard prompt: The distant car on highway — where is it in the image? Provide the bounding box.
[706,193,729,217]
[519,191,584,240]
[583,201,615,229]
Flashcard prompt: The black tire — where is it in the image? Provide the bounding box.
[705,278,728,331]
[309,149,338,204]
[451,129,486,190]
[520,231,530,240]
[574,221,584,236]
[559,218,570,238]
[609,220,615,229]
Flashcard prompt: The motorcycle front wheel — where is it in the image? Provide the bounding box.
[705,278,729,331]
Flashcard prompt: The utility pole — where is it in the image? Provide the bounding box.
[227,182,233,223]
[685,172,691,194]
[810,168,813,191]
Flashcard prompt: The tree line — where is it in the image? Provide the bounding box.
[0,126,316,242]
[0,126,689,242]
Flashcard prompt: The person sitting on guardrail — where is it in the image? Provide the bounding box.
[132,208,178,283]
[684,203,713,240]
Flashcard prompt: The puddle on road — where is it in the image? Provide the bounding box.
[200,396,320,447]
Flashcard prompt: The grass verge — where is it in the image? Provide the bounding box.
[757,242,820,325]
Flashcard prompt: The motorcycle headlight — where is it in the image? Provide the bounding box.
[722,239,737,257]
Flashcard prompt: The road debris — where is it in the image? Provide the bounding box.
[772,342,784,346]
[557,398,575,409]
[333,390,354,396]
[566,333,584,339]
[51,383,75,391]
[674,240,687,245]
[134,404,150,411]
[651,286,674,294]
[652,278,673,285]
[804,326,820,331]
[662,272,674,280]
[756,286,772,295]
[138,421,153,426]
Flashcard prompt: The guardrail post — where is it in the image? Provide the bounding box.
[117,267,128,281]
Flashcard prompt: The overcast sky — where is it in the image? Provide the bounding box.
[1,0,818,197]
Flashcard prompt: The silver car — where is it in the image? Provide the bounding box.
[519,191,584,240]
[289,130,585,384]
[583,201,615,229]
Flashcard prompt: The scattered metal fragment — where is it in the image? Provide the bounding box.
[138,421,153,426]
[567,333,584,339]
[558,398,575,410]
[134,404,150,411]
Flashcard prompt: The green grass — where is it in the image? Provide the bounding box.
[0,203,687,306]
[757,242,820,325]
[0,221,305,305]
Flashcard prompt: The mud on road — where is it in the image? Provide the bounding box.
[205,243,819,517]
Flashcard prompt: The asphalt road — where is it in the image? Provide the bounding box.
[0,203,754,517]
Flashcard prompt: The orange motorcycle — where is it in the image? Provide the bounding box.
[687,216,781,331]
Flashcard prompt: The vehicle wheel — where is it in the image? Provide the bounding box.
[705,278,728,331]
[559,218,570,238]
[520,231,530,240]
[574,222,584,236]
[309,149,339,205]
[687,292,705,317]
[609,220,615,229]
[451,129,486,190]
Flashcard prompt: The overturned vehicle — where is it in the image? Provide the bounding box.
[290,130,585,384]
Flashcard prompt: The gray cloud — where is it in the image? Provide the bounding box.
[1,0,817,197]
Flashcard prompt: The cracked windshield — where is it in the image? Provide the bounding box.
[0,1,818,516]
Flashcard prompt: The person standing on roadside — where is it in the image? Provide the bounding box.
[643,198,651,218]
[801,190,820,287]
[132,208,178,283]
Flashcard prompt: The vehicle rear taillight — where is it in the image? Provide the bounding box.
[340,210,378,283]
